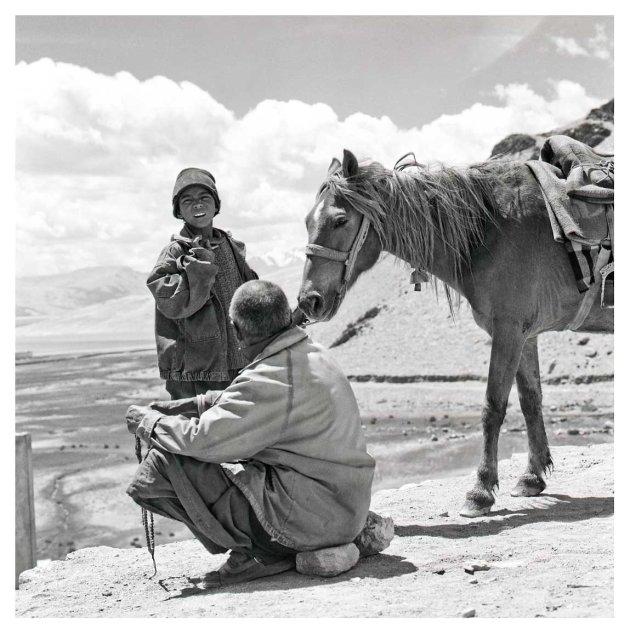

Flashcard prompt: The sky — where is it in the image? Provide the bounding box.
[14,13,614,277]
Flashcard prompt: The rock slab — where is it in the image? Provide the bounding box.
[353,510,395,556]
[296,543,360,577]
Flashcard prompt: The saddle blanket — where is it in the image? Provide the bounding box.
[526,135,614,294]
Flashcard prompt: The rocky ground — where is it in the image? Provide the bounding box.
[16,443,613,618]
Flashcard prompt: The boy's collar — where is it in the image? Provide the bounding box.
[174,225,227,244]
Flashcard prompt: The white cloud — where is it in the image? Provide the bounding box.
[588,24,613,61]
[16,59,606,277]
[552,36,589,57]
[551,23,613,61]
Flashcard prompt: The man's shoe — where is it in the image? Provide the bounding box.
[200,551,295,589]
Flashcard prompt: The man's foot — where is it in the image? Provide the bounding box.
[200,551,295,589]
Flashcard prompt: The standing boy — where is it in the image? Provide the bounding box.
[148,168,258,399]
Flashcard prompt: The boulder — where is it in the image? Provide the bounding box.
[353,510,395,556]
[296,543,360,577]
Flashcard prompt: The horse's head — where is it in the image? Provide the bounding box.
[298,149,382,322]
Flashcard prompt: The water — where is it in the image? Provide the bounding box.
[15,335,155,358]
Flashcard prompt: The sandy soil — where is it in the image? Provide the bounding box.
[16,443,613,618]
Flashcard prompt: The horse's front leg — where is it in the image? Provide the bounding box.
[511,337,553,496]
[460,321,526,517]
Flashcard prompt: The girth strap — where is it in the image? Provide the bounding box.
[566,244,612,330]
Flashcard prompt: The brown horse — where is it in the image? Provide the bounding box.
[297,149,613,517]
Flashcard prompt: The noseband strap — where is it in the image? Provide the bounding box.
[304,243,348,262]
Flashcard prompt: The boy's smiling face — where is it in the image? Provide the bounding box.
[178,185,217,229]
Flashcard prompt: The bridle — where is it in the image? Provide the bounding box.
[303,212,371,324]
[302,152,423,323]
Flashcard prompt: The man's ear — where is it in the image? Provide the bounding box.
[342,149,359,178]
[231,318,243,341]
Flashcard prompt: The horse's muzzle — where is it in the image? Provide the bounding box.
[298,290,325,321]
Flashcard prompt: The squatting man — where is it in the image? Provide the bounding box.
[126,280,375,587]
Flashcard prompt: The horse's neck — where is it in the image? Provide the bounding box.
[434,238,470,293]
[383,230,467,296]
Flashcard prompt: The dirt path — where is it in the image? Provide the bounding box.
[16,444,613,618]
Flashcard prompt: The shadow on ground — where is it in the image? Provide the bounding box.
[159,553,417,600]
[395,494,613,540]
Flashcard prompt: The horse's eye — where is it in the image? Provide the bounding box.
[334,217,348,228]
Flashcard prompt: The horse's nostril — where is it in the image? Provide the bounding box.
[300,291,323,317]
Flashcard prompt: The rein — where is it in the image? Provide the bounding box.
[303,152,427,321]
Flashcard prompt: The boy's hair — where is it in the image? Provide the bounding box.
[172,167,221,218]
[230,281,292,342]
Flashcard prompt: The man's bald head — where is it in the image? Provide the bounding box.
[229,280,292,343]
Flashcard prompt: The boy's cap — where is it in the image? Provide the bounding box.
[172,167,221,217]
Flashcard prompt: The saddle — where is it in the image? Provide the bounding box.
[526,135,614,323]
[540,135,614,204]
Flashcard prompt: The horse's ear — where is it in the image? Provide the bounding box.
[327,157,341,176]
[342,149,359,178]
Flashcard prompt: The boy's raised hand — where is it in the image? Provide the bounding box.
[185,236,215,263]
[189,246,215,263]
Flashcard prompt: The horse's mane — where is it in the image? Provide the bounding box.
[323,159,509,285]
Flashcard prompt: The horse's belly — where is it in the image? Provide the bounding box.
[577,305,614,333]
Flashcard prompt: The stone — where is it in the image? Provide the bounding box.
[296,543,359,577]
[462,608,477,618]
[464,560,491,574]
[353,511,395,556]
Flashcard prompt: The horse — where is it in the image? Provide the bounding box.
[297,148,613,517]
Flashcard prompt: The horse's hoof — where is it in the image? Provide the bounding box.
[459,502,492,518]
[510,474,546,497]
[461,489,494,517]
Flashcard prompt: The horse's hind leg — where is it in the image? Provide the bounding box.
[511,337,553,496]
[460,321,526,517]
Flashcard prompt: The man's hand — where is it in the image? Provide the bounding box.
[291,306,308,327]
[126,405,151,435]
[149,397,197,417]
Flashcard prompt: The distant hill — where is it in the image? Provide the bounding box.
[16,266,148,322]
[248,251,305,302]
[490,99,613,161]
[14,259,305,353]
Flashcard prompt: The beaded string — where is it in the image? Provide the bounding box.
[135,436,157,578]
